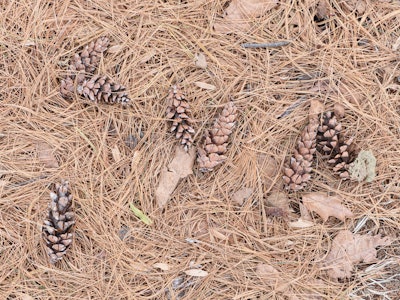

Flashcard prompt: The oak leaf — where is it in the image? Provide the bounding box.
[302,192,353,222]
[214,0,279,33]
[155,146,195,208]
[322,230,392,279]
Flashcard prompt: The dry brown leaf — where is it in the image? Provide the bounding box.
[316,0,333,20]
[153,263,170,271]
[266,191,290,213]
[214,0,279,33]
[289,218,314,228]
[302,192,354,222]
[299,203,313,222]
[309,99,325,119]
[184,269,208,277]
[36,142,59,168]
[256,263,280,277]
[139,50,156,64]
[255,264,289,292]
[111,145,122,162]
[194,81,216,90]
[256,154,278,187]
[322,230,392,279]
[107,45,122,53]
[232,187,254,205]
[155,146,196,208]
[194,52,207,69]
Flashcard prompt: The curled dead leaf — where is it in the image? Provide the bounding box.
[266,191,290,214]
[184,269,208,277]
[153,263,170,271]
[302,192,354,222]
[309,99,325,119]
[107,45,123,53]
[289,218,314,228]
[322,230,392,279]
[194,81,216,90]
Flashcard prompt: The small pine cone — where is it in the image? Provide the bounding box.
[316,111,356,179]
[43,180,75,264]
[77,75,130,106]
[197,101,237,172]
[283,119,319,191]
[166,85,195,151]
[69,37,109,74]
[60,37,109,98]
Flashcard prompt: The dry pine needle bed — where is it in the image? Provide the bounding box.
[1,0,400,299]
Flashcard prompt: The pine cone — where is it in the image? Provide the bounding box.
[77,75,130,106]
[60,37,109,98]
[316,111,355,179]
[197,101,237,172]
[283,118,319,191]
[166,85,195,151]
[43,180,75,264]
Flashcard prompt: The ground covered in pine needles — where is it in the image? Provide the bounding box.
[1,1,400,299]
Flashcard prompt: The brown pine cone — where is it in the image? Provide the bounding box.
[316,111,356,179]
[283,118,319,191]
[77,75,130,106]
[197,101,237,172]
[166,85,195,151]
[43,180,75,264]
[60,37,109,98]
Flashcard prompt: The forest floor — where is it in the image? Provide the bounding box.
[0,1,400,299]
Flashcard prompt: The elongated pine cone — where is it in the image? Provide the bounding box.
[43,180,75,264]
[197,101,237,172]
[283,118,319,191]
[166,85,195,151]
[316,111,356,179]
[77,75,130,106]
[60,37,109,98]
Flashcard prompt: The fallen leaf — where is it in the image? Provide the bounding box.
[392,36,400,51]
[302,192,354,222]
[17,293,34,300]
[153,263,170,271]
[266,191,290,213]
[256,264,280,277]
[333,103,345,118]
[184,269,208,277]
[289,218,314,228]
[322,230,392,279]
[255,264,289,292]
[36,142,59,168]
[316,0,333,20]
[214,0,279,33]
[23,40,35,46]
[299,203,313,222]
[309,99,325,119]
[256,154,278,187]
[129,203,153,225]
[194,81,216,90]
[111,145,122,162]
[155,146,196,208]
[107,45,123,53]
[139,50,156,64]
[131,151,141,168]
[232,187,254,205]
[194,52,207,69]
[209,227,229,241]
[349,150,376,183]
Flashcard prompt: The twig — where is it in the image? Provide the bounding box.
[276,96,309,119]
[241,41,291,49]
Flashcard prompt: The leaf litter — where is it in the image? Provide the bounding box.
[322,230,392,279]
[155,146,196,208]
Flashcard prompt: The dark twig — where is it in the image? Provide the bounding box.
[241,41,291,49]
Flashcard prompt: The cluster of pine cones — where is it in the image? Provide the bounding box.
[165,85,237,172]
[283,105,356,191]
[60,37,130,106]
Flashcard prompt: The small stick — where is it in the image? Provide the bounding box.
[241,41,291,49]
[276,95,309,119]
